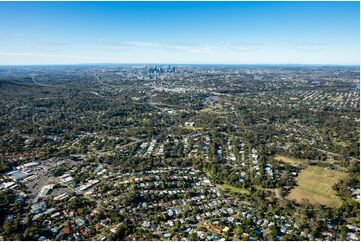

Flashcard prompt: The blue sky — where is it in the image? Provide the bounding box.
[0,1,359,65]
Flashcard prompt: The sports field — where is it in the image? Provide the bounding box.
[287,166,347,208]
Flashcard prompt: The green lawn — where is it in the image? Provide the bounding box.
[218,183,250,195]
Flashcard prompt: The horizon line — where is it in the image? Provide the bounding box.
[0,63,359,67]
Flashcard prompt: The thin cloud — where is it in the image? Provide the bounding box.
[97,40,217,54]
[0,52,110,60]
[228,42,264,52]
[0,32,25,37]
[290,41,328,52]
[32,41,71,52]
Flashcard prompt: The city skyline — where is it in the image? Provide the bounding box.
[0,1,359,65]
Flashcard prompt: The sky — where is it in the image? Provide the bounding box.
[0,1,359,65]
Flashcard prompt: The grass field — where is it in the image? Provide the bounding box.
[287,166,347,208]
[182,126,203,131]
[218,184,250,195]
[274,155,306,165]
[200,107,212,113]
[333,139,349,148]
